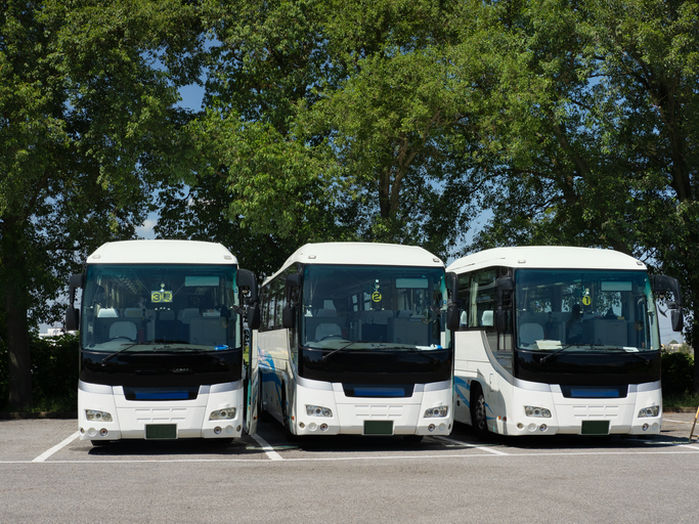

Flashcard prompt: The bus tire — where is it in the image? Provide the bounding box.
[470,384,489,436]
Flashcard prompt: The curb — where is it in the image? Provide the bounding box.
[0,411,77,420]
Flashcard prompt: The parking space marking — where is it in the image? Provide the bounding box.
[2,444,699,466]
[434,435,509,455]
[251,433,284,461]
[32,431,80,463]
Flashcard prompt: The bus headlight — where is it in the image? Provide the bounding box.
[85,409,112,422]
[209,408,237,420]
[305,405,333,417]
[638,405,659,418]
[524,406,551,418]
[424,405,449,418]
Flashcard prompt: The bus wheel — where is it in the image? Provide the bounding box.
[471,386,489,436]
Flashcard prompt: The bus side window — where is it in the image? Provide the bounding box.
[456,274,470,329]
[474,269,497,329]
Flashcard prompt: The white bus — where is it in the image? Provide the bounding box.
[447,246,682,436]
[66,240,260,444]
[257,242,453,438]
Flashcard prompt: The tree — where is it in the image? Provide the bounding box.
[0,0,202,409]
[171,0,505,268]
[470,0,698,387]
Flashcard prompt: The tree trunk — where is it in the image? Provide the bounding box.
[5,290,31,410]
[1,216,32,410]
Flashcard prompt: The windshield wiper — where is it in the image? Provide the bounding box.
[540,344,652,364]
[320,341,361,361]
[539,344,579,364]
[99,342,142,366]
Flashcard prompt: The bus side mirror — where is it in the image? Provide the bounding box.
[65,272,83,331]
[651,274,683,332]
[247,304,261,330]
[495,275,514,304]
[285,272,301,290]
[65,308,79,332]
[446,304,460,331]
[495,310,509,332]
[671,309,683,332]
[282,305,295,329]
[238,268,258,303]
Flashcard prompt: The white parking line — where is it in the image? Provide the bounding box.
[251,433,284,461]
[32,431,80,463]
[434,435,509,455]
[1,447,697,465]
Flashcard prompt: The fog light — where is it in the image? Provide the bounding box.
[527,423,536,432]
[85,409,112,422]
[539,424,547,432]
[517,423,524,429]
[299,422,305,429]
[524,405,551,418]
[214,426,222,434]
[320,423,328,431]
[438,423,446,432]
[308,423,317,431]
[209,407,237,420]
[642,423,649,431]
[638,405,659,418]
[87,428,97,437]
[428,424,436,432]
[99,428,108,437]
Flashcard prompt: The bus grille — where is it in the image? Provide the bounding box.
[354,404,404,418]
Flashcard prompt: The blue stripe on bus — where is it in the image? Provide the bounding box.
[353,387,406,397]
[133,391,190,400]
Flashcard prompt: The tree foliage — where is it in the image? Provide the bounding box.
[0,0,202,408]
[2,0,698,406]
[471,0,698,385]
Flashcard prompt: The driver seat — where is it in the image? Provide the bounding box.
[315,323,342,341]
[109,321,137,341]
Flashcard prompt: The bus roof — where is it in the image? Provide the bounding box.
[447,246,647,273]
[86,240,238,265]
[266,242,444,283]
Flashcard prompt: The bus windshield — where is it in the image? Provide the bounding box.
[515,269,660,352]
[81,264,241,353]
[301,265,447,351]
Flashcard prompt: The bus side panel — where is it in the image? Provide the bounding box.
[257,328,293,427]
[453,330,491,426]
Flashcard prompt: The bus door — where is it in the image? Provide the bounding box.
[238,268,260,435]
[244,323,259,435]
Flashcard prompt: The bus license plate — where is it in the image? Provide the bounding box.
[363,420,393,435]
[580,420,610,435]
[145,424,177,440]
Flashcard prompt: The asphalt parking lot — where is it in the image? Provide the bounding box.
[1,412,698,523]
